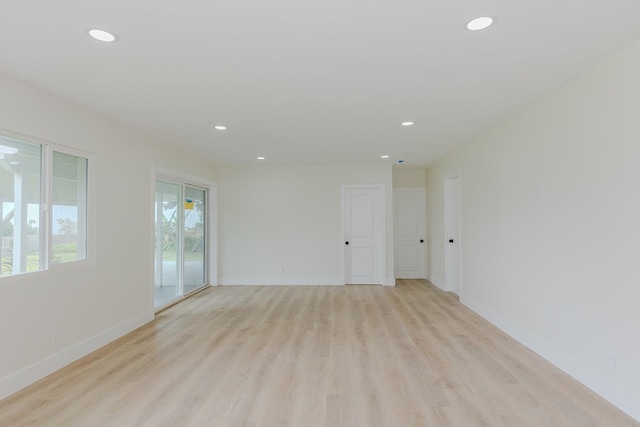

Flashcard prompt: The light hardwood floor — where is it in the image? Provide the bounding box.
[0,280,637,426]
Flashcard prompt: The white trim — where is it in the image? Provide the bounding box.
[154,165,217,190]
[0,311,153,400]
[220,277,343,286]
[384,277,396,286]
[443,170,462,294]
[341,184,387,286]
[461,293,640,422]
[392,186,426,192]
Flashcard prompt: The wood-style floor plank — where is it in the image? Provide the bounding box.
[0,280,637,426]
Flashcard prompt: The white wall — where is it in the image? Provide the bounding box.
[426,40,640,420]
[218,164,394,285]
[392,167,426,188]
[0,72,217,399]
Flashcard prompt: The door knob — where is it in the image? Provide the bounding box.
[345,241,349,245]
[420,239,424,243]
[449,239,454,243]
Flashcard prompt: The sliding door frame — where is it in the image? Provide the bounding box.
[151,165,218,313]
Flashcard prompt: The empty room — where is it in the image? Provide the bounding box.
[1,1,640,426]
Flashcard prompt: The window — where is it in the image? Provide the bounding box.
[0,133,90,277]
[0,136,41,276]
[52,152,88,264]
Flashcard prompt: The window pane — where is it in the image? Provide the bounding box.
[52,151,88,264]
[0,136,41,277]
[184,187,206,293]
[155,181,181,307]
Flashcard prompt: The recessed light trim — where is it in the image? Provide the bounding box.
[256,156,266,160]
[9,161,20,165]
[381,155,390,159]
[401,121,414,126]
[214,125,227,130]
[466,16,494,31]
[87,29,118,42]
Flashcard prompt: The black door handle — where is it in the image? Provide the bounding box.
[420,239,424,243]
[449,239,454,243]
[345,241,349,245]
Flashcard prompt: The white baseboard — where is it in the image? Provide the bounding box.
[429,276,446,290]
[220,276,396,286]
[219,276,343,286]
[461,293,640,422]
[0,311,153,400]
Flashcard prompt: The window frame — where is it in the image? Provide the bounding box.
[0,130,95,279]
[47,145,93,270]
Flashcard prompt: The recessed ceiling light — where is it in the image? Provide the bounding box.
[87,29,118,42]
[257,156,266,160]
[214,125,227,130]
[401,121,414,126]
[466,16,494,31]
[381,155,390,159]
[9,161,19,165]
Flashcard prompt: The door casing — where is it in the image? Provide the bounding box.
[444,171,461,296]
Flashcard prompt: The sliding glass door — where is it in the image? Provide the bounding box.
[184,186,206,294]
[155,181,181,307]
[154,180,207,309]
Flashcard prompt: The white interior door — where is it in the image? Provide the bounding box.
[343,186,385,285]
[444,173,461,296]
[394,188,426,279]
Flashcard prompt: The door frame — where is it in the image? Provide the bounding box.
[444,171,461,296]
[151,165,218,312]
[341,184,386,286]
[393,187,427,279]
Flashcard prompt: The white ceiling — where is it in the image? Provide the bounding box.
[2,0,640,166]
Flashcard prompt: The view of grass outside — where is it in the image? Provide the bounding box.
[2,240,79,275]
[52,242,80,264]
[161,250,204,262]
[1,233,39,276]
[1,218,80,275]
